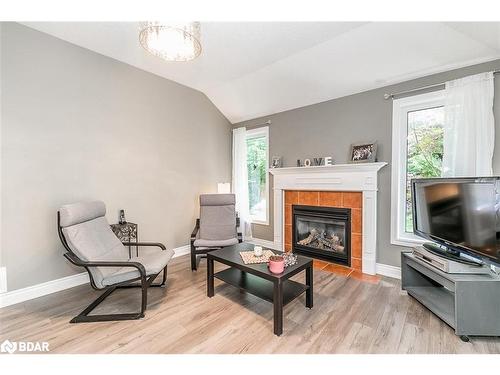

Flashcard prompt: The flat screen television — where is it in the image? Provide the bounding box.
[412,177,500,265]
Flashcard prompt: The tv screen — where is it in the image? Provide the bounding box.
[412,177,500,264]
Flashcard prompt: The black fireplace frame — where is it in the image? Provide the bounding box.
[292,204,351,266]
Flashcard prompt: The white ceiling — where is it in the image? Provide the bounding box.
[22,22,500,123]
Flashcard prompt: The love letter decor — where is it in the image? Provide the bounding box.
[296,156,334,167]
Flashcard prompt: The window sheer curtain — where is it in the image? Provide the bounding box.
[442,72,495,177]
[232,127,252,241]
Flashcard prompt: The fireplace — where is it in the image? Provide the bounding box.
[271,163,388,274]
[292,205,351,266]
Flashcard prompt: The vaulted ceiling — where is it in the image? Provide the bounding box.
[22,22,500,123]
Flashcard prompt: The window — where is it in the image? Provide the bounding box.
[391,91,445,246]
[246,127,269,225]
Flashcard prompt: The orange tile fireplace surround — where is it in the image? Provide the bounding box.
[284,190,368,278]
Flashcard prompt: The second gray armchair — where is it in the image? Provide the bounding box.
[190,194,242,270]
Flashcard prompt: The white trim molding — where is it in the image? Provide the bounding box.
[0,272,90,308]
[390,90,444,247]
[376,263,401,279]
[0,244,191,309]
[0,267,7,294]
[172,244,191,258]
[270,162,387,275]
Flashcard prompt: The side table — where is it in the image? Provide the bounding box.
[110,222,138,258]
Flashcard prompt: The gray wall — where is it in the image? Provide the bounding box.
[236,59,500,267]
[1,23,232,291]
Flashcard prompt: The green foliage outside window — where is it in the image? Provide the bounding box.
[405,107,444,232]
[247,136,267,217]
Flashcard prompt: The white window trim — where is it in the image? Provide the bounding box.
[246,126,269,226]
[390,90,445,247]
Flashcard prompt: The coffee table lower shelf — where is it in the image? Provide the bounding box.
[214,268,309,306]
[207,245,313,336]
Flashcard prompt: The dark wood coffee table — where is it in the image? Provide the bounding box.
[207,242,313,336]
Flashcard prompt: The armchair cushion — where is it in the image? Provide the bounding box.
[199,194,237,241]
[60,200,171,289]
[199,194,236,206]
[59,201,106,228]
[62,215,129,287]
[193,237,239,248]
[102,249,174,287]
[62,216,128,262]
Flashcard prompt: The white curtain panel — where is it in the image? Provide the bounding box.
[442,72,495,177]
[232,127,252,241]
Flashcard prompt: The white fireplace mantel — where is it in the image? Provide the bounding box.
[269,162,387,275]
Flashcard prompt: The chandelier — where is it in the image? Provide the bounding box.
[139,22,202,62]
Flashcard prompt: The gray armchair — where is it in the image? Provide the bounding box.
[58,201,174,323]
[190,194,242,270]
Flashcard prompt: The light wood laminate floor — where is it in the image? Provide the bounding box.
[1,254,499,354]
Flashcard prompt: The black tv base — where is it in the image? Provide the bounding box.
[422,242,482,266]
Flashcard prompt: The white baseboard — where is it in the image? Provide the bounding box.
[0,244,191,309]
[173,244,190,257]
[249,238,281,250]
[0,272,90,309]
[0,267,7,293]
[376,263,401,279]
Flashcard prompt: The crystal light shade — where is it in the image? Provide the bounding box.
[139,22,202,62]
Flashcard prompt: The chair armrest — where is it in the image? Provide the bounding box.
[63,252,146,276]
[122,242,166,251]
[191,219,200,243]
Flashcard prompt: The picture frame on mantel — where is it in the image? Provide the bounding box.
[349,141,377,163]
[271,156,282,168]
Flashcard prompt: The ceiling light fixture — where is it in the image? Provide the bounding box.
[139,22,202,62]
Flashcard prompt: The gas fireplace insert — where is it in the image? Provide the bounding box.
[292,205,351,266]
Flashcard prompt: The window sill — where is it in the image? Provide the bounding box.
[391,234,425,248]
[251,219,269,226]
